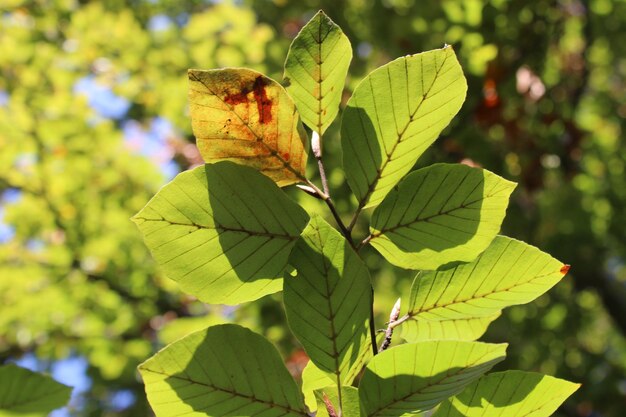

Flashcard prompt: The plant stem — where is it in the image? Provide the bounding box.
[369,287,378,356]
[305,131,377,358]
[347,200,365,233]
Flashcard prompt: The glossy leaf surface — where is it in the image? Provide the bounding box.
[342,47,467,209]
[284,10,352,134]
[133,162,309,304]
[369,163,516,269]
[359,341,507,417]
[433,371,580,417]
[139,324,308,417]
[189,68,308,186]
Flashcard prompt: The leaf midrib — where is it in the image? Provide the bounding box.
[355,49,452,209]
[367,349,500,417]
[134,216,297,240]
[371,193,489,239]
[142,368,308,416]
[1,384,67,411]
[409,269,561,319]
[189,71,305,182]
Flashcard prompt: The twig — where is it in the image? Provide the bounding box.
[369,287,378,356]
[379,298,402,352]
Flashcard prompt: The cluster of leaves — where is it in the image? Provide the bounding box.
[0,1,279,414]
[249,3,626,415]
[133,12,579,417]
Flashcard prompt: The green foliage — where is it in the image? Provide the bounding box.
[341,47,467,209]
[401,236,567,342]
[369,163,515,269]
[138,324,308,417]
[284,11,352,135]
[2,1,623,416]
[359,341,507,416]
[284,216,371,384]
[433,371,580,417]
[132,162,309,304]
[314,386,359,417]
[131,10,578,417]
[0,364,71,416]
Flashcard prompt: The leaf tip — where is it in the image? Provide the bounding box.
[560,264,571,275]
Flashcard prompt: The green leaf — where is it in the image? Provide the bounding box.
[0,364,71,417]
[314,386,360,417]
[369,163,516,270]
[139,324,308,417]
[359,340,507,417]
[403,236,569,323]
[189,68,308,186]
[301,340,376,413]
[433,371,580,417]
[284,10,352,135]
[284,216,371,388]
[302,361,334,413]
[400,313,501,342]
[341,46,467,209]
[132,162,309,305]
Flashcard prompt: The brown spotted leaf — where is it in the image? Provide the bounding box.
[189,68,308,186]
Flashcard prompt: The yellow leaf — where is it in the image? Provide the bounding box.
[189,68,308,186]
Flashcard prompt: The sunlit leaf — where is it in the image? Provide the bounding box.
[403,236,569,323]
[132,162,309,305]
[139,324,308,417]
[369,163,516,270]
[400,313,501,342]
[433,371,580,417]
[341,46,467,209]
[359,341,507,417]
[284,10,352,134]
[284,215,371,386]
[301,360,334,413]
[189,68,308,186]
[301,338,376,413]
[0,364,71,417]
[314,386,360,417]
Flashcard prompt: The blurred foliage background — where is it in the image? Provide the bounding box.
[0,0,624,416]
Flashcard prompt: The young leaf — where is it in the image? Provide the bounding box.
[368,163,516,270]
[301,360,334,413]
[284,216,371,391]
[341,46,467,209]
[284,10,352,135]
[403,236,569,323]
[301,339,378,413]
[433,371,580,417]
[189,68,308,186]
[132,162,309,305]
[139,324,308,417]
[0,364,71,416]
[400,313,501,343]
[314,386,360,417]
[359,341,507,417]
